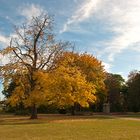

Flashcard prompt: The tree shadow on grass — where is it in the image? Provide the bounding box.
[0,119,49,125]
[0,114,116,125]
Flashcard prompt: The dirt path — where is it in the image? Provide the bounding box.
[119,117,140,121]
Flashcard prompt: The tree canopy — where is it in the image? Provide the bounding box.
[127,70,140,112]
[47,52,106,111]
[105,73,125,112]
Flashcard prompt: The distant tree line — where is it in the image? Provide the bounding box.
[104,71,140,113]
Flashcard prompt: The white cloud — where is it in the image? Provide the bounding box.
[102,62,112,72]
[20,4,46,21]
[60,0,101,33]
[96,0,140,61]
[0,54,10,65]
[0,32,19,48]
[0,33,17,65]
[0,35,9,46]
[61,0,140,62]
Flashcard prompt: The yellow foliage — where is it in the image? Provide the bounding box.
[2,51,106,110]
[0,47,16,55]
[49,52,107,108]
[45,62,97,108]
[6,70,49,107]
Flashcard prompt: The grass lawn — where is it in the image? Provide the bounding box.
[0,114,140,140]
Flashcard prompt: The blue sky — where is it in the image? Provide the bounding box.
[1,0,140,99]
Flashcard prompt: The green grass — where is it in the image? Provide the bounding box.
[0,114,140,140]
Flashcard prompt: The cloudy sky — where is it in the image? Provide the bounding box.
[0,0,140,98]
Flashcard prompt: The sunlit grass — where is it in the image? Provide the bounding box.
[0,114,140,140]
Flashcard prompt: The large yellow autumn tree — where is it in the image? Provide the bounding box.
[0,14,71,119]
[45,52,106,114]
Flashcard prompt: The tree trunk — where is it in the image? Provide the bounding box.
[71,104,76,115]
[30,104,38,119]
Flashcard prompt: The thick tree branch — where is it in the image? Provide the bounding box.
[33,18,48,68]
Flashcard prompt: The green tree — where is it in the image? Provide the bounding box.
[105,73,125,112]
[127,70,140,112]
[2,81,16,98]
